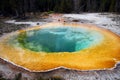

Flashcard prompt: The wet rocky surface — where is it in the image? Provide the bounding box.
[0,20,28,37]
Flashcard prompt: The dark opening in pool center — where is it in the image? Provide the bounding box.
[17,27,103,52]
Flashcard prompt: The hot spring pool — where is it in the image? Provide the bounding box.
[13,27,103,52]
[0,23,120,71]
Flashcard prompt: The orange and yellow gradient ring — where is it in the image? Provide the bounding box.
[0,23,120,72]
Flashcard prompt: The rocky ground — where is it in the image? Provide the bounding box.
[2,13,120,35]
[0,13,120,80]
[63,13,120,35]
[0,20,28,37]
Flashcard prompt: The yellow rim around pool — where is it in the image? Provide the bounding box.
[0,22,120,72]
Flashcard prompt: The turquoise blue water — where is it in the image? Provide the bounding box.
[15,27,103,52]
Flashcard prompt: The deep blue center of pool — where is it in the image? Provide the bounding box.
[16,27,103,52]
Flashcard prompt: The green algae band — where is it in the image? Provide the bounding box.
[17,27,103,52]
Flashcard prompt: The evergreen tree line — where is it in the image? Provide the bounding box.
[75,0,120,13]
[0,0,120,17]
